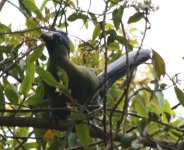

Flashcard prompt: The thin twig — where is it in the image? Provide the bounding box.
[102,0,109,146]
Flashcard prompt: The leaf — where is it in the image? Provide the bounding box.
[76,121,90,149]
[67,0,76,8]
[107,29,117,44]
[162,100,174,123]
[89,12,97,25]
[68,13,89,22]
[112,7,123,30]
[0,23,11,33]
[70,41,75,53]
[40,0,48,11]
[43,129,59,141]
[35,84,45,98]
[20,62,36,95]
[152,50,166,79]
[22,0,42,18]
[37,67,59,87]
[92,23,101,42]
[29,44,44,63]
[128,12,144,24]
[25,94,42,106]
[175,86,184,107]
[155,91,164,108]
[5,84,18,105]
[132,95,148,116]
[57,67,69,89]
[0,83,5,109]
[26,18,39,30]
[25,84,44,106]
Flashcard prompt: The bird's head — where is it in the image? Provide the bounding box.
[41,31,70,56]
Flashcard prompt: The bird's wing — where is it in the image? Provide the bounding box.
[98,49,151,90]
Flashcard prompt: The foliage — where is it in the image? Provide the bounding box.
[0,0,183,149]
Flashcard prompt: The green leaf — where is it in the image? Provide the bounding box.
[37,67,59,87]
[67,0,76,8]
[5,84,18,105]
[40,0,48,11]
[76,121,90,149]
[175,86,184,107]
[162,100,174,123]
[68,13,89,22]
[152,50,166,79]
[29,44,44,63]
[70,41,75,53]
[112,7,123,30]
[25,94,42,106]
[35,84,45,98]
[132,95,148,116]
[0,83,5,109]
[89,12,97,25]
[22,0,42,18]
[20,62,36,95]
[26,18,39,30]
[128,12,144,24]
[57,67,69,89]
[107,29,117,44]
[92,23,101,42]
[0,23,11,33]
[155,91,164,108]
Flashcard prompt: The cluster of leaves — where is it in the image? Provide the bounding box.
[0,0,184,149]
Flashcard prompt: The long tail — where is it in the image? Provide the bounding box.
[98,49,151,90]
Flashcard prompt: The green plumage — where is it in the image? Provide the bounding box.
[41,31,99,119]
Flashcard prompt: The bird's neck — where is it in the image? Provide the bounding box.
[48,50,77,79]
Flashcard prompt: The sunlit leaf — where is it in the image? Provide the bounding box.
[70,41,75,53]
[26,18,39,30]
[92,23,101,42]
[0,23,11,33]
[22,0,42,18]
[162,100,174,123]
[40,0,48,11]
[132,95,148,116]
[68,0,76,8]
[23,142,38,149]
[152,50,166,79]
[175,86,184,107]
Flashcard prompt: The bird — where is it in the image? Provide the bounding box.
[41,31,151,120]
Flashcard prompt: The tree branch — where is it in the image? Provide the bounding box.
[0,116,183,149]
[0,0,6,12]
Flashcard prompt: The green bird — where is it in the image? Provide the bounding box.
[41,31,151,119]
